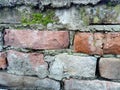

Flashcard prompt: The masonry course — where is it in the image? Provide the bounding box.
[0,0,120,89]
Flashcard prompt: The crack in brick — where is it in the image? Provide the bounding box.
[74,32,120,55]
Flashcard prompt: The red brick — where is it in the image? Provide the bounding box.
[0,52,7,69]
[74,32,104,55]
[104,33,120,54]
[28,53,46,69]
[99,58,120,79]
[4,29,69,50]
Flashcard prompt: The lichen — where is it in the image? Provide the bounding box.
[93,17,99,23]
[106,5,120,23]
[21,10,57,26]
[91,5,120,24]
[80,7,90,26]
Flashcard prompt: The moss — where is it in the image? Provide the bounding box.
[21,10,57,26]
[91,5,120,24]
[114,5,120,11]
[106,5,120,23]
[80,7,89,26]
[93,17,99,23]
[113,5,120,22]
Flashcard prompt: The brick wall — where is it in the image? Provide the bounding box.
[0,0,120,90]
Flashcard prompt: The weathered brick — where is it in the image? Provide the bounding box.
[49,53,97,80]
[99,58,120,79]
[0,52,7,69]
[4,29,69,50]
[104,32,120,54]
[64,79,120,90]
[74,32,104,55]
[74,32,120,55]
[7,50,48,78]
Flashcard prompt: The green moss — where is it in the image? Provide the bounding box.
[21,10,57,26]
[80,7,89,25]
[113,5,120,22]
[114,5,120,11]
[93,17,99,23]
[106,5,120,23]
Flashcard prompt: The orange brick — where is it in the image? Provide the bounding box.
[0,52,7,70]
[74,32,104,55]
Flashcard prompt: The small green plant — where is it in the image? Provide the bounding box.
[21,10,56,26]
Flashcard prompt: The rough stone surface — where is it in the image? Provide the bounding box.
[55,5,120,30]
[49,53,97,80]
[84,25,120,32]
[99,58,120,79]
[104,32,120,54]
[0,52,7,70]
[0,8,21,24]
[0,72,60,90]
[72,0,101,5]
[0,31,3,51]
[91,5,120,24]
[41,0,101,7]
[64,79,120,90]
[4,29,69,50]
[0,0,101,7]
[7,50,48,78]
[0,72,23,88]
[1,5,120,30]
[55,6,91,30]
[74,32,104,55]
[22,77,60,90]
[44,55,55,63]
[0,0,39,7]
[0,6,38,24]
[31,78,60,90]
[44,49,73,56]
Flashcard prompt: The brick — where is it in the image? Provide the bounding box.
[99,58,120,79]
[74,32,120,55]
[0,52,7,69]
[104,32,120,54]
[49,53,97,80]
[7,50,48,78]
[74,32,104,55]
[4,29,69,50]
[0,72,60,90]
[64,79,120,90]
